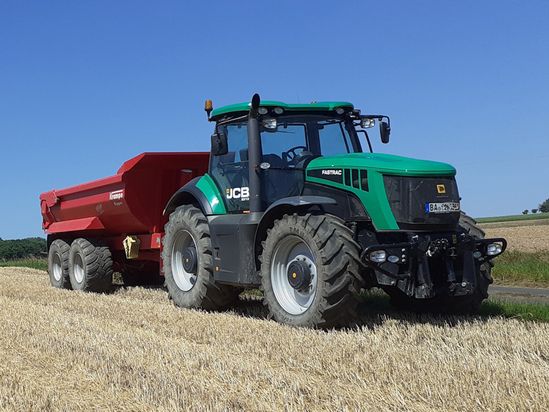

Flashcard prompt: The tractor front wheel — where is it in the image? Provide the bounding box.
[260,213,363,328]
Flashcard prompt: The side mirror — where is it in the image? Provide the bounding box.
[380,120,391,144]
[211,130,228,156]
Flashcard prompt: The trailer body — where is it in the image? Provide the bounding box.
[40,152,208,265]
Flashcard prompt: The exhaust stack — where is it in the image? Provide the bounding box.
[247,93,263,214]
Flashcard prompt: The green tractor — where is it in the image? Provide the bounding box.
[162,94,506,328]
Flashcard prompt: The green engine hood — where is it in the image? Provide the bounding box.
[307,153,456,176]
[305,153,456,230]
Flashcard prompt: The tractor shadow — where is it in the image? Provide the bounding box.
[230,289,501,331]
[114,277,509,331]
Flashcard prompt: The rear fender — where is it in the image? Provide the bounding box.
[163,177,213,216]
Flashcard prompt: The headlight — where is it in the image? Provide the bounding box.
[273,107,284,115]
[258,107,269,115]
[369,250,387,263]
[262,118,277,130]
[486,243,503,256]
[387,255,400,263]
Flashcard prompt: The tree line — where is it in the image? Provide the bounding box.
[522,198,549,215]
[0,237,47,260]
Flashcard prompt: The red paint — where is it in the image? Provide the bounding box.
[40,152,209,264]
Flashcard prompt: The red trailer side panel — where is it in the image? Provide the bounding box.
[40,152,209,239]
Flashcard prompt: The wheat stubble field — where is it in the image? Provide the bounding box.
[1,268,548,411]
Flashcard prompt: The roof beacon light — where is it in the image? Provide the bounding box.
[205,99,213,119]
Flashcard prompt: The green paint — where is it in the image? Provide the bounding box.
[308,153,456,176]
[196,174,227,215]
[306,153,456,230]
[210,101,353,120]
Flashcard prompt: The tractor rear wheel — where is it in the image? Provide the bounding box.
[260,213,363,328]
[162,205,239,310]
[68,238,114,293]
[48,239,71,289]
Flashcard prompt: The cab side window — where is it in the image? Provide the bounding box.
[209,123,250,212]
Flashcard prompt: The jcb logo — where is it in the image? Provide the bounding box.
[226,187,250,201]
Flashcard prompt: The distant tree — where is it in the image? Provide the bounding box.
[531,208,538,214]
[522,210,529,215]
[540,198,549,213]
[0,237,46,260]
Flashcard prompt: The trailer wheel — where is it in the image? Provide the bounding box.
[260,213,363,328]
[68,238,114,293]
[162,205,239,310]
[48,239,71,289]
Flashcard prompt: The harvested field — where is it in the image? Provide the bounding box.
[1,268,549,411]
[484,224,549,253]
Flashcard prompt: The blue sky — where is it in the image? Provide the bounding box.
[1,1,548,239]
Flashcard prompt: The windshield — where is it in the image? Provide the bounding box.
[259,115,362,166]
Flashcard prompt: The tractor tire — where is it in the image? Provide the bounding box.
[388,213,492,314]
[48,239,71,289]
[162,205,239,310]
[448,212,492,313]
[259,213,363,328]
[68,238,114,293]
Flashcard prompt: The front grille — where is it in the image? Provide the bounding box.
[383,175,460,230]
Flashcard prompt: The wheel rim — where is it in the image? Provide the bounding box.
[271,235,318,315]
[73,253,85,284]
[52,253,62,282]
[171,230,198,292]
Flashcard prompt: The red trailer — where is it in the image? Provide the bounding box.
[40,152,209,284]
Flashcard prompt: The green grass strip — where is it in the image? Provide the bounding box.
[480,299,549,322]
[492,251,549,287]
[0,258,48,271]
[476,212,549,223]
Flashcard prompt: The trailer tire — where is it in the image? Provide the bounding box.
[68,238,114,293]
[48,239,71,289]
[260,213,363,328]
[162,205,239,310]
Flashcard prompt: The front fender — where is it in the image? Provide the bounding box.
[253,196,337,264]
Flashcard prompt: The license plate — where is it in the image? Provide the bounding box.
[425,202,460,214]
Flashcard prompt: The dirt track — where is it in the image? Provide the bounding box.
[1,268,548,411]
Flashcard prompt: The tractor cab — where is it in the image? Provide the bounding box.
[207,99,390,213]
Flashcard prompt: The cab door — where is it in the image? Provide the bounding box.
[209,122,250,213]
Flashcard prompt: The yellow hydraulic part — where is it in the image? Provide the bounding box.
[123,235,140,259]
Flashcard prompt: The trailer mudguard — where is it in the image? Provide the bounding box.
[164,176,214,216]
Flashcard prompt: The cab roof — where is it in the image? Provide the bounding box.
[210,100,354,120]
